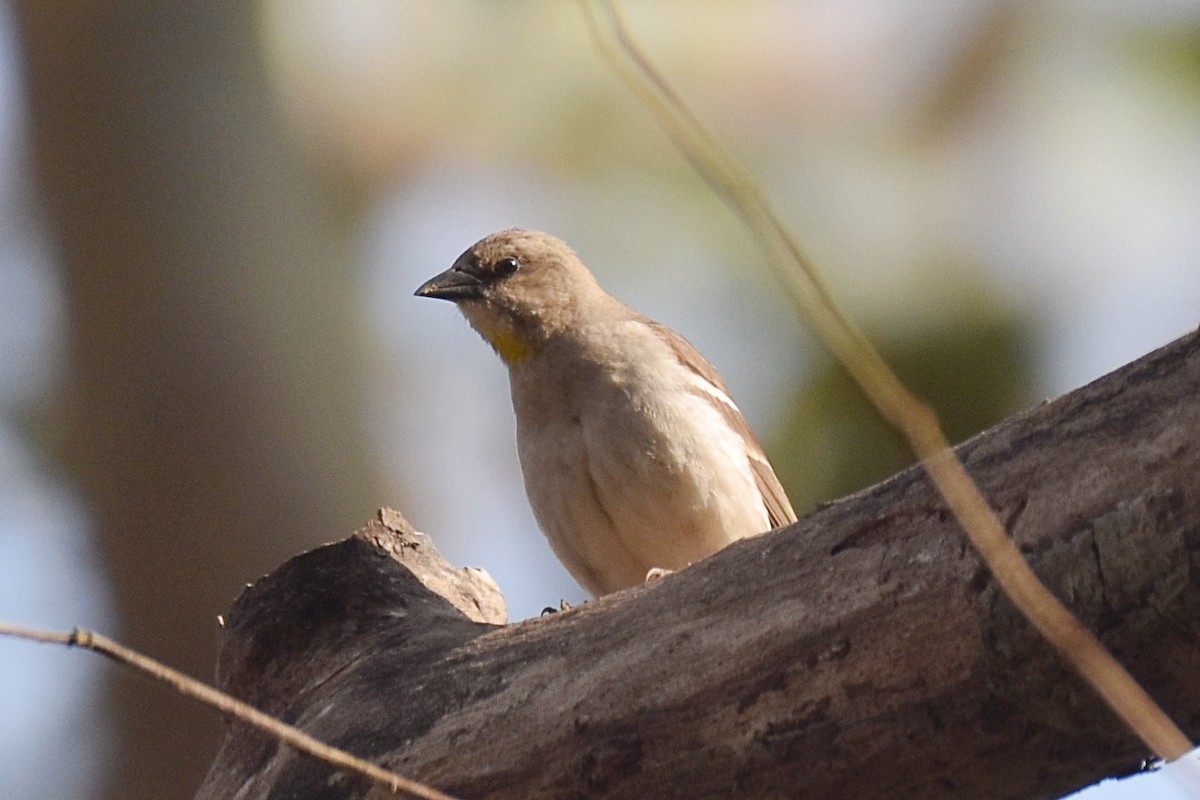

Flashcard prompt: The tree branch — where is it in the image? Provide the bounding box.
[196,330,1200,800]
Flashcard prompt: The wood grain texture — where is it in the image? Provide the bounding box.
[196,330,1200,800]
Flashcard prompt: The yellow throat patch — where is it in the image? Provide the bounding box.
[485,327,534,365]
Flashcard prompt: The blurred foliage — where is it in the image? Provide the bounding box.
[774,310,1034,514]
[1124,23,1200,86]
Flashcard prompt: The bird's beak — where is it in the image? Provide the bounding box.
[414,267,484,301]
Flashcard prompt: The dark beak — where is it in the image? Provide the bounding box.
[414,267,484,301]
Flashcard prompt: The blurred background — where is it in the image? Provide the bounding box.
[0,2,1197,799]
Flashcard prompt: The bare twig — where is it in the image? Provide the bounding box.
[578,0,1192,761]
[0,621,459,800]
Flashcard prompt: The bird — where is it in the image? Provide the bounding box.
[415,228,796,596]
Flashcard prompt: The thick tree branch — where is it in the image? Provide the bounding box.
[196,330,1200,800]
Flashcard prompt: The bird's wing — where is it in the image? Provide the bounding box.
[649,321,798,528]
[747,448,798,527]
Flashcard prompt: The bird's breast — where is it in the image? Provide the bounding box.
[507,340,769,594]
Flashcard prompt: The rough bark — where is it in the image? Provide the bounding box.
[197,330,1200,800]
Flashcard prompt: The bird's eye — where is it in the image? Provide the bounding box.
[494,256,520,277]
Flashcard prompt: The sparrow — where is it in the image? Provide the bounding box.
[416,229,796,596]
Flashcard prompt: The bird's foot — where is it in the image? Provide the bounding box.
[540,599,574,615]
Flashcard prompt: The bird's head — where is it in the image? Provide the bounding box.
[416,229,605,365]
